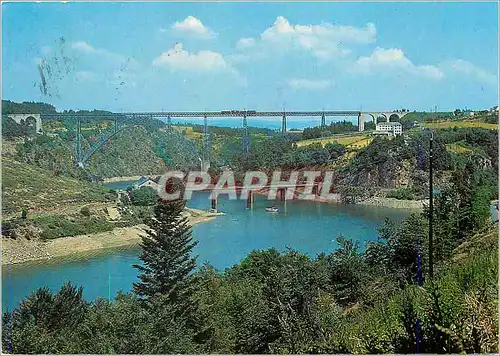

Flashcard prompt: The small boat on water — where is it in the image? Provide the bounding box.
[265,206,280,213]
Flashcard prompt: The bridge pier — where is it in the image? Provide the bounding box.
[242,112,250,153]
[246,190,254,209]
[211,197,217,211]
[202,115,210,170]
[281,112,287,135]
[279,188,286,201]
[75,117,83,167]
[357,113,364,132]
[321,112,326,127]
[167,115,172,132]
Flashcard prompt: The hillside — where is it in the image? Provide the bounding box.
[87,127,167,177]
[334,127,498,202]
[13,127,172,179]
[2,157,113,216]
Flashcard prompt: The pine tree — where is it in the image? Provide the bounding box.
[133,198,199,308]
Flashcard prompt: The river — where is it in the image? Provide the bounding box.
[2,191,415,311]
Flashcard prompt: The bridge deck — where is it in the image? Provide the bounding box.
[41,110,362,119]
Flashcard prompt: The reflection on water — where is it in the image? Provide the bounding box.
[2,192,416,311]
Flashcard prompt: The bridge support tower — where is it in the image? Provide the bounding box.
[357,113,364,132]
[281,112,287,135]
[167,115,172,132]
[246,191,254,209]
[202,115,210,171]
[75,117,83,167]
[279,188,286,201]
[242,112,250,153]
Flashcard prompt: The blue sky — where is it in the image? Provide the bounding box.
[2,2,498,115]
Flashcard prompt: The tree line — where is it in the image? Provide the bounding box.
[3,158,497,353]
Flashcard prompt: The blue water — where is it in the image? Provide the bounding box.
[103,180,139,191]
[2,192,414,311]
[172,116,358,130]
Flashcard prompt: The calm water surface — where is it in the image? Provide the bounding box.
[2,191,415,311]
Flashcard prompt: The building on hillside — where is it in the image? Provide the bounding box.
[134,176,159,190]
[375,122,403,136]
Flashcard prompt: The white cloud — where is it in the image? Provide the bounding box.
[236,16,376,60]
[443,59,496,85]
[236,38,256,50]
[71,41,140,69]
[172,16,216,39]
[75,71,96,82]
[152,42,229,72]
[354,47,444,80]
[72,41,96,53]
[287,78,333,90]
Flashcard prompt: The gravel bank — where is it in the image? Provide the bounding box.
[2,209,223,265]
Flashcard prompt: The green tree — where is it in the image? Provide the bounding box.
[367,213,428,285]
[3,283,88,354]
[133,199,199,311]
[322,236,370,305]
[129,186,158,206]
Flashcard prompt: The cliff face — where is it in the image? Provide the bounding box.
[339,156,414,189]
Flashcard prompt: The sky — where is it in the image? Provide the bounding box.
[2,2,499,117]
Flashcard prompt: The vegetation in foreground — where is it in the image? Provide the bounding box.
[3,163,497,354]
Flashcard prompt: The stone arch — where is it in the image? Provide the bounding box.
[24,116,38,135]
[358,113,379,131]
[388,113,400,122]
[377,113,388,123]
[7,114,43,133]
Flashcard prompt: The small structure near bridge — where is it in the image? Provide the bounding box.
[374,122,403,136]
[5,113,43,133]
[134,176,159,190]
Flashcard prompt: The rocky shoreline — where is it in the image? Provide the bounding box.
[2,208,223,265]
[356,197,426,210]
[253,188,424,210]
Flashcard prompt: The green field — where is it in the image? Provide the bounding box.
[297,133,373,150]
[423,120,497,130]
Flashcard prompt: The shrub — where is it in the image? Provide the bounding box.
[129,186,158,206]
[387,188,416,200]
[80,206,91,217]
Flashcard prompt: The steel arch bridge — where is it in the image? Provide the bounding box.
[41,109,407,167]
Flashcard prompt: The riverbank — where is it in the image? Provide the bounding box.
[2,208,223,265]
[102,175,146,183]
[357,197,426,210]
[253,188,423,210]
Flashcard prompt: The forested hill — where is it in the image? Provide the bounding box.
[335,127,498,201]
[2,100,56,114]
[11,127,201,179]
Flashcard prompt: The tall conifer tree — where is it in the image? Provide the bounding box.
[133,198,198,308]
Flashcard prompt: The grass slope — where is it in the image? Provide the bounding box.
[2,157,112,216]
[423,121,497,130]
[297,133,373,150]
